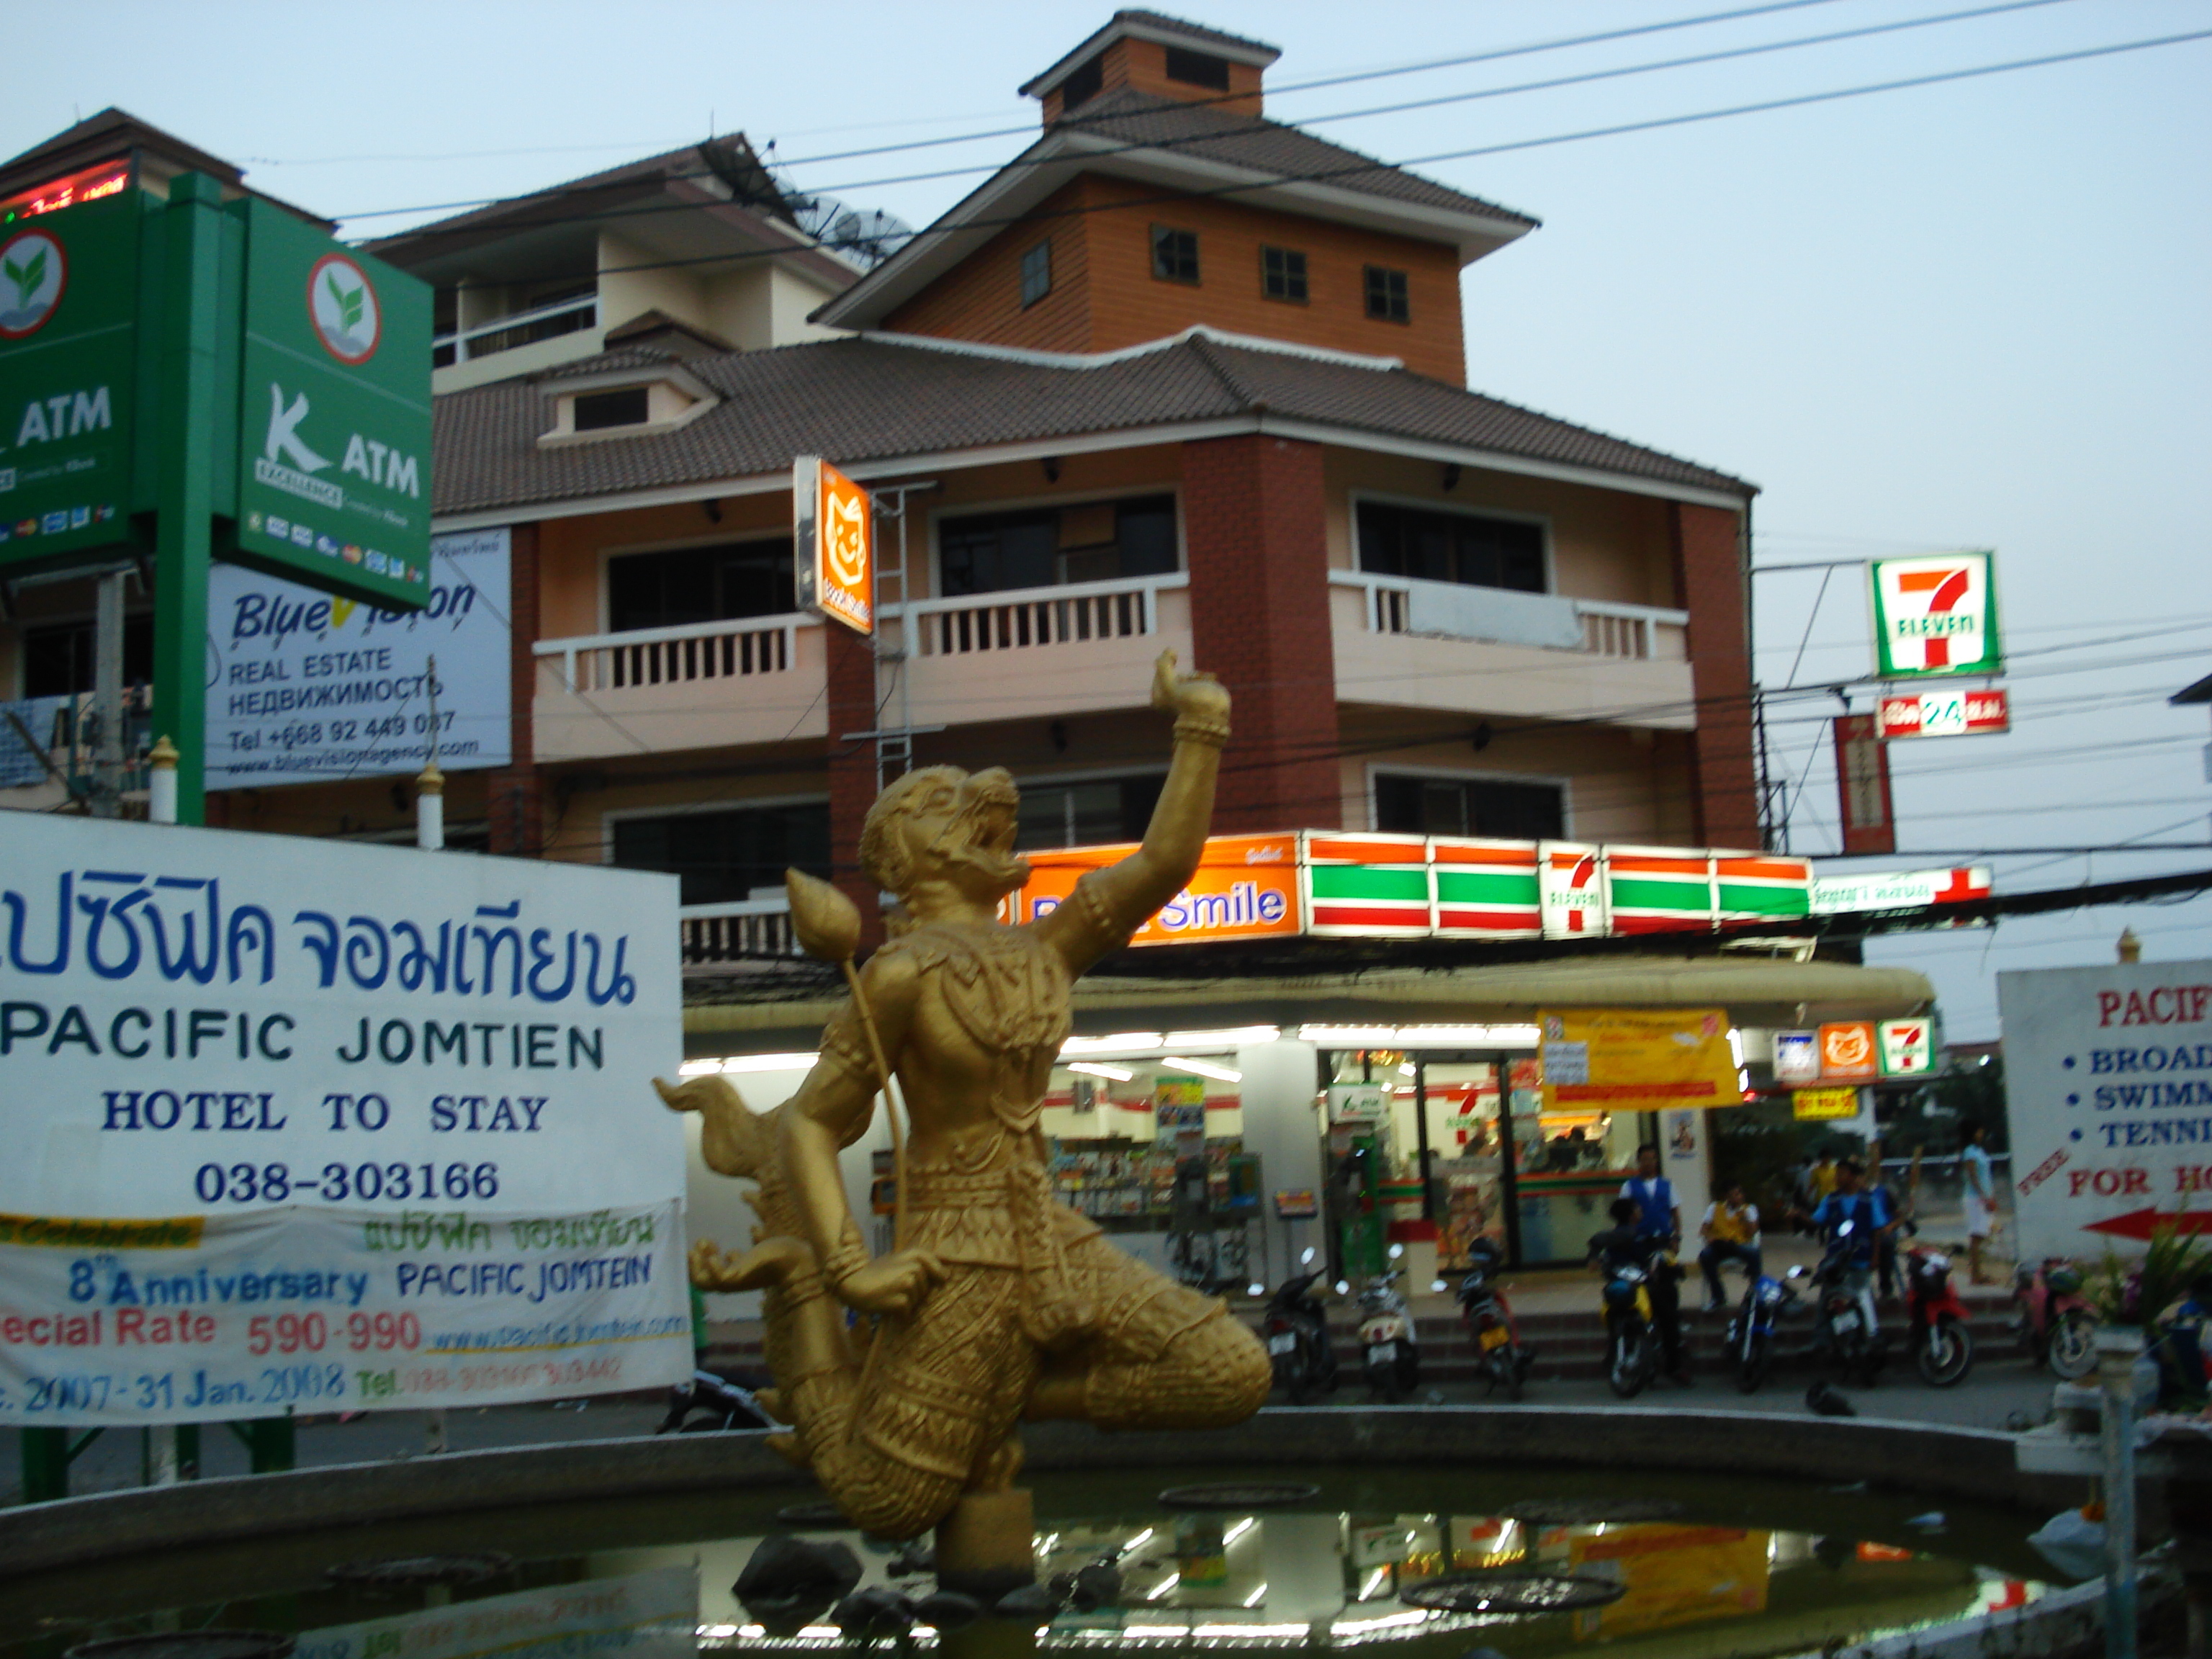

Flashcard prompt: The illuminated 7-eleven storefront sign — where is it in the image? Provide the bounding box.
[1869,552,2002,678]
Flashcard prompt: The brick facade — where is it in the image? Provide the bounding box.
[1668,502,1763,850]
[824,620,884,955]
[486,521,542,857]
[1181,434,1341,834]
[884,176,1466,384]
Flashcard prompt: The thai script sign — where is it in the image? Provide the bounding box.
[1793,1087,1861,1120]
[1878,687,2010,739]
[1538,1008,1743,1112]
[0,1200,687,1426]
[0,812,683,1218]
[1870,552,2002,679]
[205,529,511,788]
[1833,714,1895,855]
[793,454,872,635]
[1810,866,1990,914]
[2001,959,2212,1259]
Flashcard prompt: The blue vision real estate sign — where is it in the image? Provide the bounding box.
[229,201,432,608]
[0,192,145,572]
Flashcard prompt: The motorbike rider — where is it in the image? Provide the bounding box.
[1609,1154,1690,1384]
[1697,1180,1763,1312]
[1802,1157,1901,1345]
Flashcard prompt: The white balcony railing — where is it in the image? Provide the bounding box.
[1331,572,1688,661]
[680,896,796,968]
[907,572,1184,658]
[433,292,598,367]
[536,613,809,694]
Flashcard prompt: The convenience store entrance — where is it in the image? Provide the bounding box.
[1328,1048,1647,1273]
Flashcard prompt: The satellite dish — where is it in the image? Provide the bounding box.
[824,206,914,269]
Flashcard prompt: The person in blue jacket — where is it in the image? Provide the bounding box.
[1804,1158,1899,1347]
[1617,1144,1688,1382]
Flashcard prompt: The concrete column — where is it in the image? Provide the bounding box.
[1669,501,1761,849]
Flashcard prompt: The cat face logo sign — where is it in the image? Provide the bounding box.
[1818,1021,1879,1082]
[0,229,66,339]
[307,252,381,365]
[792,455,873,634]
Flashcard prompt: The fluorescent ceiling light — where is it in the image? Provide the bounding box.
[1223,1516,1256,1547]
[1298,1024,1542,1048]
[677,1058,721,1076]
[1063,1032,1164,1055]
[1298,1025,1397,1046]
[1160,1056,1241,1083]
[1147,1573,1181,1601]
[1242,1583,1267,1608]
[1069,1061,1135,1082]
[1397,1061,1416,1077]
[719,1051,820,1074]
[1162,1025,1279,1048]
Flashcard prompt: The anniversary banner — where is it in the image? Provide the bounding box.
[0,1200,688,1426]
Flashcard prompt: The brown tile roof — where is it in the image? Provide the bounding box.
[433,330,1750,518]
[1061,88,1537,226]
[1112,9,1279,56]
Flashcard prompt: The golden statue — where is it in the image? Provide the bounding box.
[658,651,1270,1556]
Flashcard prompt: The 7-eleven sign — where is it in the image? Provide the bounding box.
[1878,1017,1936,1077]
[1870,552,2001,679]
[1539,842,1609,939]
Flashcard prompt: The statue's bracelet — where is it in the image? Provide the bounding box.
[1173,715,1231,750]
[822,1243,872,1292]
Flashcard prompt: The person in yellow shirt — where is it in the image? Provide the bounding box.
[1698,1181,1763,1311]
[1807,1151,1840,1205]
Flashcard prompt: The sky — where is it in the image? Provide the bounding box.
[6,0,2209,1039]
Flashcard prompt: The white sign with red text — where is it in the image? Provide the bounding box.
[2000,959,2212,1262]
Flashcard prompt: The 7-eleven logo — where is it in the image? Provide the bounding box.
[1539,843,1609,938]
[1871,552,2000,678]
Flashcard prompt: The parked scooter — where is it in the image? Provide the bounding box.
[1904,1240,1974,1386]
[1807,1220,1887,1386]
[655,1370,770,1433]
[2014,1258,2099,1380]
[1725,1269,1797,1394]
[1263,1247,1339,1405]
[1454,1236,1532,1400]
[1601,1249,1661,1400]
[1354,1245,1420,1403]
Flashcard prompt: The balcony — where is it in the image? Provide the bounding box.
[1331,571,1696,729]
[680,895,798,972]
[896,572,1192,728]
[532,612,827,762]
[432,293,604,392]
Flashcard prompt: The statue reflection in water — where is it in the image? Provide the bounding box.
[661,653,1270,1545]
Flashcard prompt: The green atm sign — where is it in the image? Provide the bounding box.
[231,201,431,604]
[0,193,143,570]
[0,186,430,608]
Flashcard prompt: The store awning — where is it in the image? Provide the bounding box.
[683,953,1933,1057]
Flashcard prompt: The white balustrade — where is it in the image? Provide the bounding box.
[1328,572,1688,662]
[907,573,1183,658]
[536,613,806,694]
[679,896,797,966]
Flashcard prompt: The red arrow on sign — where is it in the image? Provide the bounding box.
[2082,1208,2212,1241]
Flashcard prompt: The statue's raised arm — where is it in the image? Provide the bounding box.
[1035,649,1230,975]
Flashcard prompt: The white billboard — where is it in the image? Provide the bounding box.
[1998,958,2212,1262]
[0,813,689,1421]
[206,528,511,789]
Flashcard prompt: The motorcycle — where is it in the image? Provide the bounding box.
[1263,1247,1339,1405]
[1455,1236,1532,1401]
[2014,1258,2099,1380]
[655,1370,770,1433]
[1808,1220,1887,1386]
[1725,1269,1795,1394]
[1904,1241,1974,1386]
[1355,1246,1420,1403]
[1601,1251,1660,1400]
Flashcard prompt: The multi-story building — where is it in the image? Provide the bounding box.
[0,20,1934,1279]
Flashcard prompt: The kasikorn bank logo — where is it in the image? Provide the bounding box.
[307,251,381,364]
[0,229,65,339]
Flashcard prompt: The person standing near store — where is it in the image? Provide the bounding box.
[1697,1181,1763,1311]
[1962,1124,1998,1285]
[1621,1145,1689,1382]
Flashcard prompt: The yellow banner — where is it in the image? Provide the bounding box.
[1793,1087,1861,1121]
[0,1213,203,1249]
[1538,1008,1742,1112]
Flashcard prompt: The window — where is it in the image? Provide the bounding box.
[1020,240,1053,308]
[1164,46,1231,91]
[21,613,153,698]
[1355,500,1545,594]
[939,493,1177,597]
[1151,225,1200,284]
[1017,774,1166,851]
[606,537,796,632]
[1260,246,1308,302]
[573,387,651,431]
[1060,56,1104,112]
[1375,773,1564,842]
[611,801,830,908]
[1364,265,1411,323]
